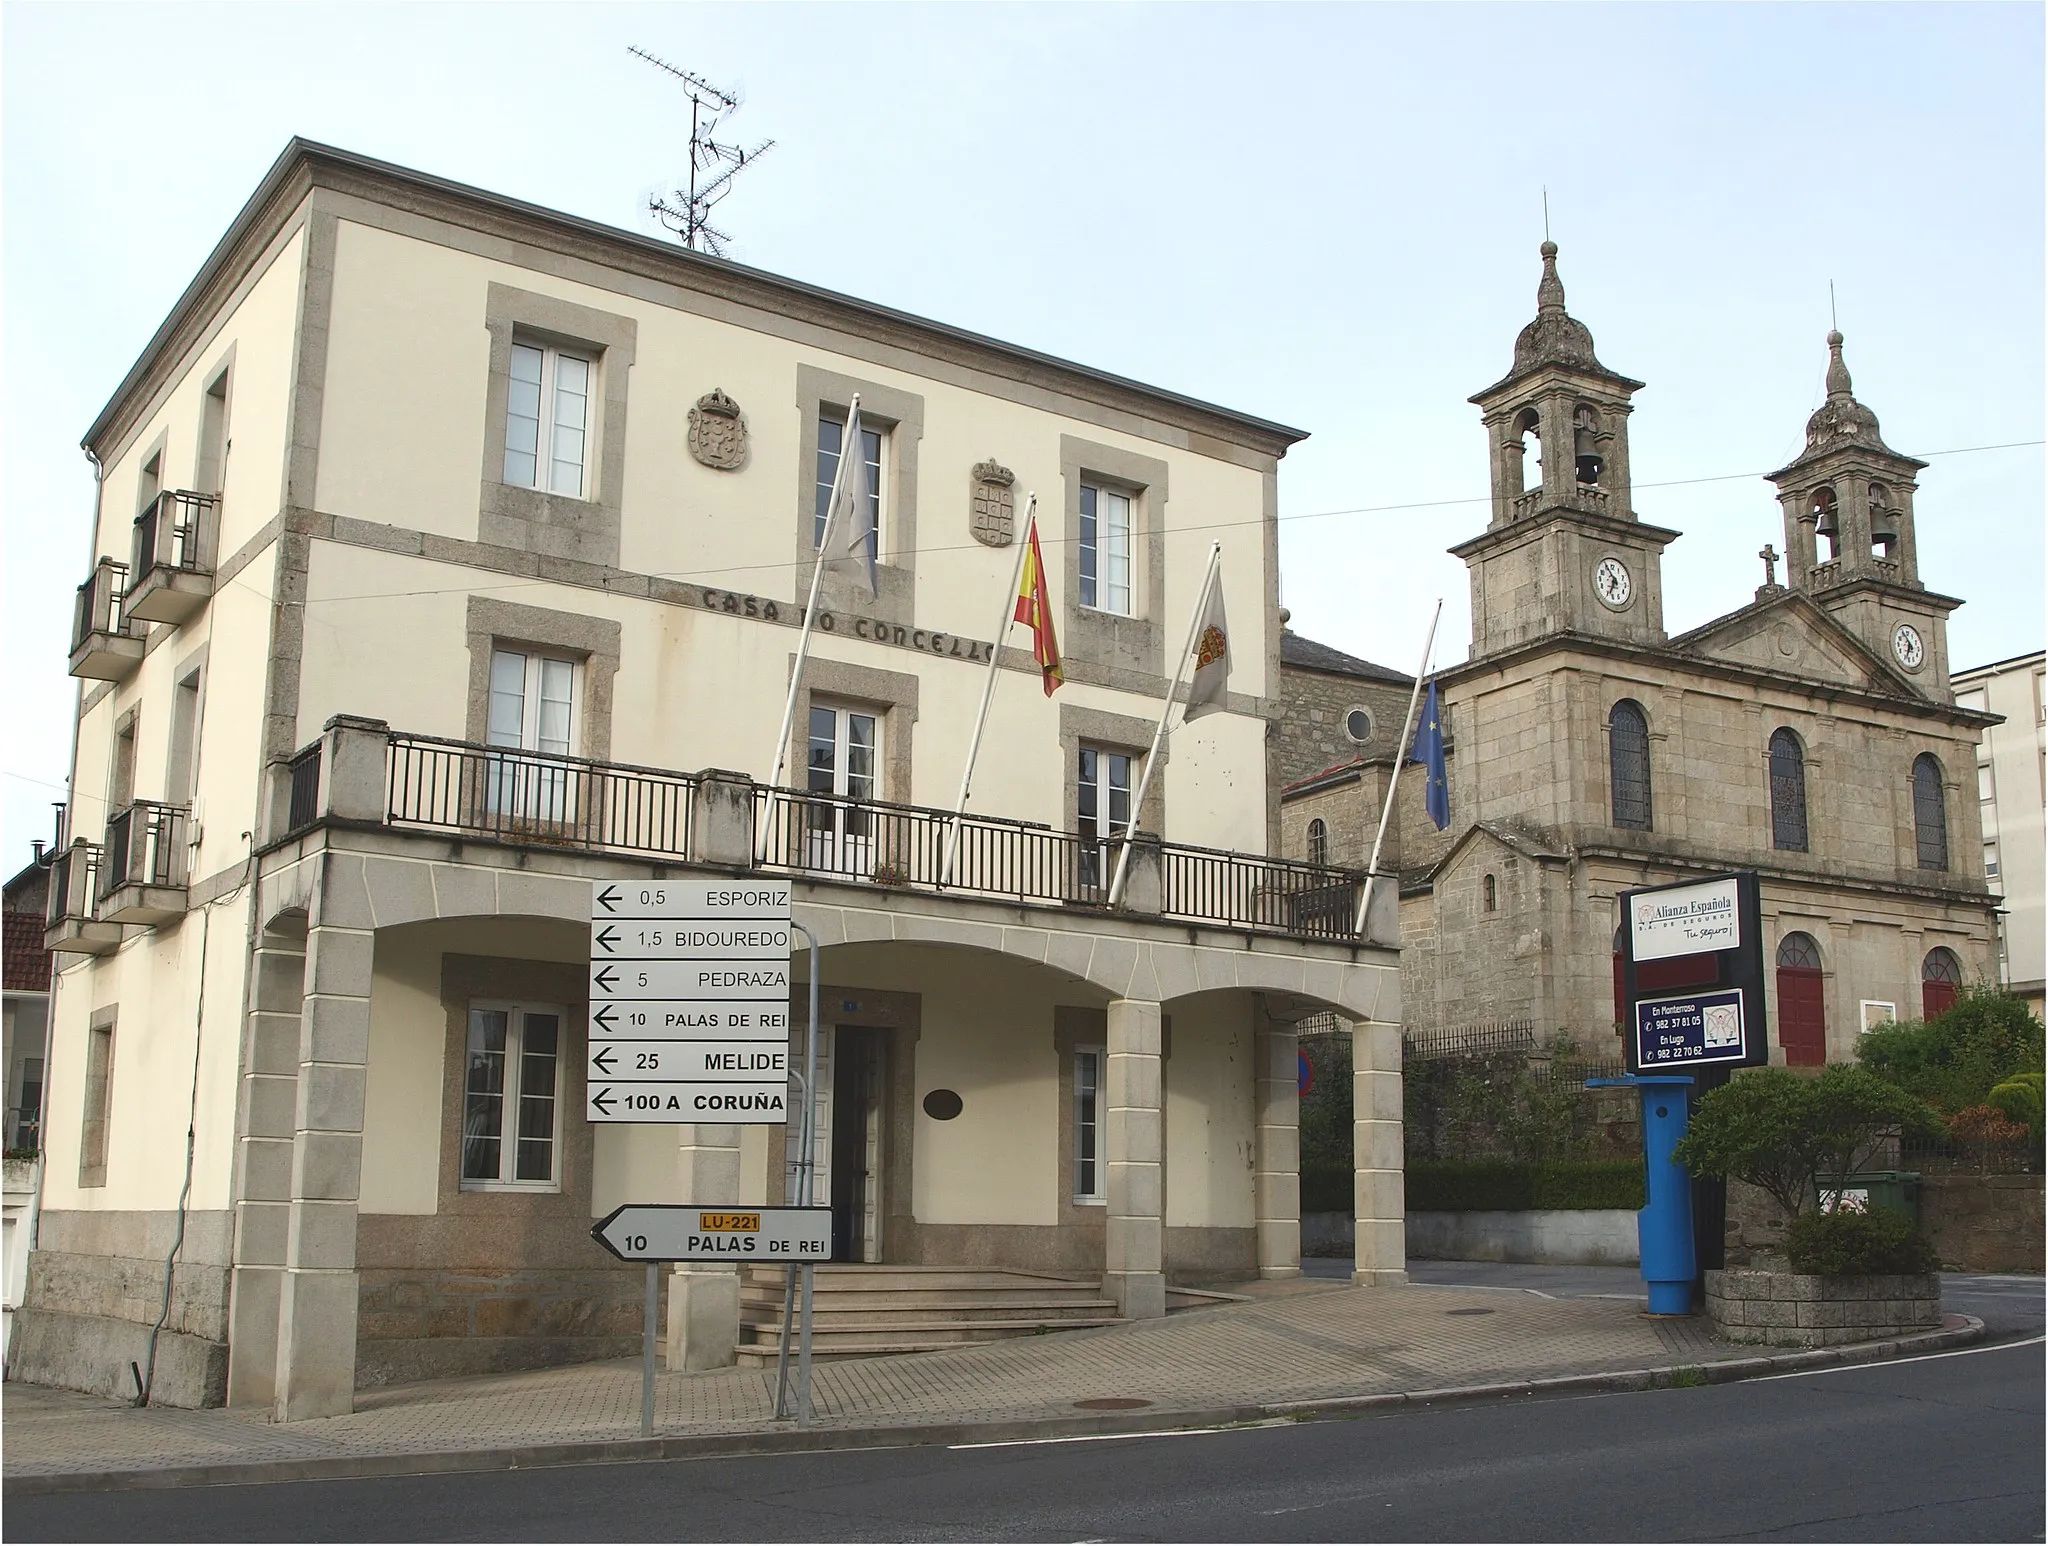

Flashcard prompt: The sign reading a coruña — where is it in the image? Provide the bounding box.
[587,879,793,1124]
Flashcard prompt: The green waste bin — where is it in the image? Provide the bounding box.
[1820,1170,1921,1227]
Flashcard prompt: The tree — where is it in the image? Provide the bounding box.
[1856,990,2045,1116]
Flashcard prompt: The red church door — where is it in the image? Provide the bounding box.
[1776,933,1826,1067]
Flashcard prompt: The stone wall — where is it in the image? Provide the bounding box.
[1921,1174,2045,1273]
[1706,1267,1939,1348]
[355,1266,651,1387]
[1273,668,1411,792]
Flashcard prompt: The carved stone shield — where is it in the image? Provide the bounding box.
[970,459,1015,547]
[688,389,748,471]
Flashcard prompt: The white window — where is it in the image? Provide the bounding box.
[1978,761,1995,803]
[1077,744,1133,892]
[1073,1046,1106,1203]
[805,702,879,874]
[1984,842,2001,879]
[1078,484,1133,615]
[486,648,578,821]
[504,342,592,497]
[462,1002,563,1189]
[814,413,883,558]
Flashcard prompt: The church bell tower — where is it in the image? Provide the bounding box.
[1455,243,1680,657]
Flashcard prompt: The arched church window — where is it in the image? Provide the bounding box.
[1608,700,1653,830]
[1921,947,1963,1019]
[1868,483,1897,560]
[1306,818,1329,868]
[1810,486,1840,562]
[1573,405,1604,486]
[1912,754,1948,871]
[1769,728,1809,852]
[1509,407,1541,496]
[1483,873,1498,912]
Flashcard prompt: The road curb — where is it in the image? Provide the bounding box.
[1,1315,1988,1497]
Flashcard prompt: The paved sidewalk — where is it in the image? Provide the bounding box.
[2,1275,1979,1494]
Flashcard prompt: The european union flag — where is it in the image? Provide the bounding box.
[1410,680,1449,831]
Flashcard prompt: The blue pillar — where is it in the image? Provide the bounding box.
[1591,1075,1696,1316]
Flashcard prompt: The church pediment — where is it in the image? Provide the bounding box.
[1674,592,1909,695]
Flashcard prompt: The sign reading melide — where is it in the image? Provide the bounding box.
[587,879,793,1123]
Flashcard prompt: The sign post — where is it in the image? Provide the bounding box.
[586,879,829,1430]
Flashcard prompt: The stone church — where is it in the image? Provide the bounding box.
[1279,242,2000,1063]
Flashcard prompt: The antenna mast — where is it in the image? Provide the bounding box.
[630,46,774,258]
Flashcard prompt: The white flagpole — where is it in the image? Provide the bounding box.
[1106,541,1221,909]
[767,394,860,799]
[1353,596,1442,937]
[942,493,1036,888]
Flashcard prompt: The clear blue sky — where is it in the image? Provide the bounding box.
[4,2,2041,862]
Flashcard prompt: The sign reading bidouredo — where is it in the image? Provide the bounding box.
[1628,875,1742,962]
[587,879,793,1124]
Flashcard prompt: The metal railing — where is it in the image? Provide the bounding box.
[44,842,99,927]
[753,785,1092,905]
[386,732,697,860]
[98,800,188,899]
[5,1104,41,1156]
[1404,1017,1538,1062]
[71,559,131,652]
[287,743,324,834]
[1160,842,1364,939]
[131,490,217,580]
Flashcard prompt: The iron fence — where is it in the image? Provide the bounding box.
[131,489,216,579]
[44,842,98,928]
[71,559,130,652]
[1160,844,1364,939]
[1403,1018,1538,1062]
[287,743,323,834]
[385,732,697,861]
[98,801,188,899]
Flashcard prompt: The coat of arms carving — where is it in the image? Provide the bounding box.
[687,389,748,471]
[970,459,1016,548]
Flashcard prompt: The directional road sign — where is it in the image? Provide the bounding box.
[591,1204,833,1263]
[588,878,793,1124]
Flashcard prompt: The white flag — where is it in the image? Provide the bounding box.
[1182,567,1230,722]
[821,403,877,596]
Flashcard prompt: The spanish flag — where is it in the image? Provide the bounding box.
[1013,517,1064,696]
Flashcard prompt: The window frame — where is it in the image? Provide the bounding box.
[503,340,595,499]
[1077,742,1135,892]
[460,999,567,1193]
[1607,699,1653,831]
[1306,818,1330,868]
[1912,753,1949,871]
[1768,727,1809,853]
[78,1008,116,1189]
[1059,436,1168,680]
[1072,1044,1107,1204]
[1078,482,1135,617]
[813,410,885,561]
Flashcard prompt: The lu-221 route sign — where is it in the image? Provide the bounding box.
[587,879,793,1124]
[591,1204,832,1263]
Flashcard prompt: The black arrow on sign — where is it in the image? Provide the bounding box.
[593,964,620,993]
[595,884,622,914]
[593,1004,618,1034]
[591,1087,615,1116]
[594,924,620,954]
[591,1046,617,1074]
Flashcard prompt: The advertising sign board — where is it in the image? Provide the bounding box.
[1619,872,1768,1075]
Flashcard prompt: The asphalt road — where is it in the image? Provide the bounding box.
[12,1329,2042,1542]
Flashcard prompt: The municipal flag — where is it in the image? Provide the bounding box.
[821,403,877,597]
[1410,680,1449,830]
[1182,568,1229,722]
[1012,516,1063,695]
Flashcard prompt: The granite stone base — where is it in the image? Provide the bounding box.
[1705,1268,1940,1348]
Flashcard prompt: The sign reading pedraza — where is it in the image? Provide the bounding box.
[685,583,998,664]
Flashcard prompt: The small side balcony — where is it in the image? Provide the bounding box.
[44,840,121,954]
[69,559,145,682]
[123,490,218,626]
[96,801,190,924]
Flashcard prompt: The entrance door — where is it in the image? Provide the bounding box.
[830,1026,885,1262]
[1776,933,1826,1067]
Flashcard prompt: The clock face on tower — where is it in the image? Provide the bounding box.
[1892,623,1926,670]
[1594,557,1633,609]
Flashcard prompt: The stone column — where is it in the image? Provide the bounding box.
[1253,1010,1301,1279]
[666,1124,742,1370]
[273,904,374,1420]
[226,929,305,1407]
[1351,1018,1408,1287]
[1104,997,1165,1319]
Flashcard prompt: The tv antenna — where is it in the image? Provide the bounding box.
[631,46,774,258]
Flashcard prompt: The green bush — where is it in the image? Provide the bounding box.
[1784,1207,1939,1277]
[1857,991,2044,1116]
[1405,1159,1644,1212]
[1673,1065,1936,1220]
[1300,1161,1353,1214]
[1987,1072,2044,1137]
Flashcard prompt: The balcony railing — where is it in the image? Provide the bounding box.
[125,490,218,625]
[46,841,98,931]
[69,559,144,681]
[386,732,697,861]
[287,742,324,835]
[1161,843,1364,940]
[99,800,189,903]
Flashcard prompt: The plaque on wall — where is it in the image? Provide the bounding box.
[688,389,749,470]
[970,459,1016,547]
